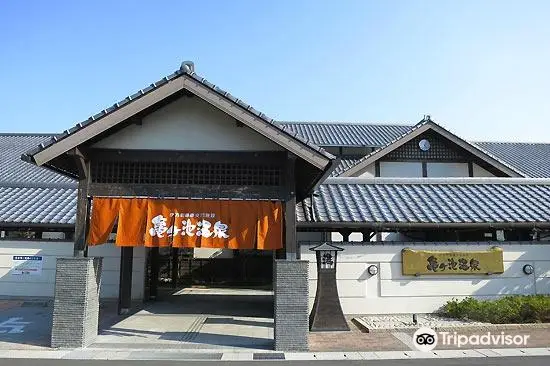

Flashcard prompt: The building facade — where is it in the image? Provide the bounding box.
[1,61,550,349]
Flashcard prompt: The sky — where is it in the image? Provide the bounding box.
[1,0,549,142]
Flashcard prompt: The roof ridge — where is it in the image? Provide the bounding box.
[0,133,58,136]
[277,121,414,127]
[323,177,550,185]
[474,141,550,145]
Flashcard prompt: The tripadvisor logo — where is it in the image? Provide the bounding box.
[413,327,438,352]
[413,327,530,352]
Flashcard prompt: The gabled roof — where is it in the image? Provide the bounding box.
[23,62,334,172]
[277,122,412,147]
[297,177,550,229]
[0,134,76,228]
[338,118,525,177]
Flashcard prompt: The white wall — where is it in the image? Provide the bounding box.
[93,96,282,151]
[88,243,146,300]
[473,163,495,177]
[0,241,72,298]
[0,240,145,300]
[379,162,422,177]
[426,162,468,177]
[358,163,376,178]
[301,242,550,315]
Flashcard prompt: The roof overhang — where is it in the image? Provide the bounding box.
[339,120,525,177]
[25,69,333,173]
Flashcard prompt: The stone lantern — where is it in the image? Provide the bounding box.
[309,242,349,331]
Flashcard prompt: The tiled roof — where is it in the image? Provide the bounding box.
[0,134,75,184]
[0,186,76,226]
[474,142,550,178]
[0,134,77,227]
[24,63,333,164]
[331,157,361,176]
[277,122,412,147]
[297,177,550,228]
[336,119,525,177]
[277,122,550,178]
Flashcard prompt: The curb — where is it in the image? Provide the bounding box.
[353,317,550,333]
[0,347,549,361]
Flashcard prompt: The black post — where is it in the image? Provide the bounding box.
[150,247,159,299]
[285,153,297,260]
[171,247,179,289]
[118,246,133,315]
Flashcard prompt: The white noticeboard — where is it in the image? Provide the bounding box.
[12,255,43,276]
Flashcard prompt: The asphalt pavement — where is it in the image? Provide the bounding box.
[1,357,550,366]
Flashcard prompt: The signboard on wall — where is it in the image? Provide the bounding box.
[402,247,504,275]
[11,256,43,276]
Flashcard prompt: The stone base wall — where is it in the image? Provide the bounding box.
[51,257,102,348]
[274,260,309,351]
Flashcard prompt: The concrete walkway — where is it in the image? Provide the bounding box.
[93,287,274,351]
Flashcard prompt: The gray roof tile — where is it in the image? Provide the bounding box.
[277,122,413,147]
[474,142,550,178]
[297,178,550,227]
[0,134,76,185]
[0,186,76,225]
[0,134,77,227]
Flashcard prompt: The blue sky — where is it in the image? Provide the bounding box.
[1,1,549,142]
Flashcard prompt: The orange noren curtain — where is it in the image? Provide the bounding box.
[87,198,120,245]
[87,198,283,250]
[115,198,148,246]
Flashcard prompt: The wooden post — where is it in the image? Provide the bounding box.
[118,247,133,314]
[72,152,90,257]
[149,247,159,299]
[285,154,297,260]
[171,247,179,289]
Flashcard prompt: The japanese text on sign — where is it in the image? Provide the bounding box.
[402,247,504,275]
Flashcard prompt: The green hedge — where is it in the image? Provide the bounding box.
[440,295,550,324]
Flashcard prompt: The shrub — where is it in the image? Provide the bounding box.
[440,295,550,323]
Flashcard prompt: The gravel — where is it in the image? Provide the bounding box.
[354,314,488,332]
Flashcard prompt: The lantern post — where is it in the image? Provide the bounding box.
[309,242,349,331]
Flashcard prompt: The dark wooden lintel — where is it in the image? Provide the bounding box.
[89,183,286,200]
[88,149,287,165]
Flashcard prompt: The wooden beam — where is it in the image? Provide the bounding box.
[88,149,287,165]
[89,183,286,200]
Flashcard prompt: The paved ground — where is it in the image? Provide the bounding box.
[1,356,550,365]
[1,292,550,358]
[93,287,274,350]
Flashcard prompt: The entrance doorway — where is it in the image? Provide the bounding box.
[104,247,275,350]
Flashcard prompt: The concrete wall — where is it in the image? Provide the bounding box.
[301,242,550,315]
[93,96,282,151]
[0,240,145,300]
